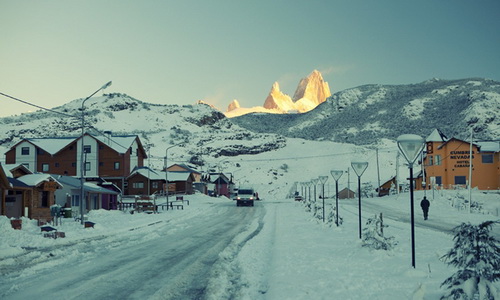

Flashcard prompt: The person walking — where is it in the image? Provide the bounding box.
[420,196,430,220]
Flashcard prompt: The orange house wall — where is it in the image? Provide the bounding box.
[423,140,499,190]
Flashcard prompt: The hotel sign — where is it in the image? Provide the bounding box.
[450,150,474,168]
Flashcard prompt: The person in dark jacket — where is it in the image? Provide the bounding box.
[420,196,430,220]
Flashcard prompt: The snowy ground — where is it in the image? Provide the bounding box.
[1,189,499,299]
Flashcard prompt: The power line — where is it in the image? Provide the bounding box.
[0,92,75,118]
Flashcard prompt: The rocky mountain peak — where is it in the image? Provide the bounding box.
[263,82,294,111]
[227,99,240,112]
[292,69,331,105]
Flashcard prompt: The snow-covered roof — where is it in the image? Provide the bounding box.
[26,137,75,155]
[127,168,192,181]
[167,171,192,182]
[128,167,165,180]
[93,135,138,154]
[13,134,139,156]
[2,164,32,177]
[426,129,448,142]
[16,174,62,188]
[477,141,500,152]
[53,175,120,194]
[168,163,201,174]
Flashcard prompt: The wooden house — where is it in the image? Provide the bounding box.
[167,164,201,182]
[4,133,147,193]
[338,187,356,199]
[12,174,62,222]
[126,166,165,196]
[168,171,195,195]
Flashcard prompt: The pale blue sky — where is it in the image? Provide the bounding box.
[1,0,499,116]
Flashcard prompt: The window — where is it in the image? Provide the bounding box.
[152,182,158,188]
[99,162,104,166]
[435,155,442,166]
[22,163,29,169]
[435,176,442,185]
[72,195,80,206]
[40,191,49,207]
[114,162,120,170]
[55,163,60,168]
[83,145,91,153]
[133,182,144,189]
[482,154,493,164]
[21,147,30,155]
[455,176,467,185]
[42,163,49,172]
[428,155,433,166]
[37,148,45,155]
[72,162,76,168]
[85,162,91,171]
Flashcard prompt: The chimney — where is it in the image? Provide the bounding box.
[103,131,112,145]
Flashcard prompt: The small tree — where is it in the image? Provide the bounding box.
[362,213,397,250]
[326,204,343,227]
[440,221,500,300]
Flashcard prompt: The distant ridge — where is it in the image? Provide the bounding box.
[230,78,500,145]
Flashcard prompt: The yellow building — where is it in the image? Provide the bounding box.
[421,129,499,190]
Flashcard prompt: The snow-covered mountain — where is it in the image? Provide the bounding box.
[231,78,500,145]
[225,70,331,117]
[0,93,286,170]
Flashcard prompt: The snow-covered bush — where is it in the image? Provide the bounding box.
[440,221,500,300]
[362,213,397,251]
[326,204,343,227]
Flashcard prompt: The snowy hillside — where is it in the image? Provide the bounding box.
[0,93,285,169]
[231,78,500,145]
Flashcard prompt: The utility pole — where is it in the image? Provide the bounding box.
[396,151,400,194]
[376,148,381,197]
[468,128,473,213]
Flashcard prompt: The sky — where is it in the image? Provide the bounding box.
[1,0,500,117]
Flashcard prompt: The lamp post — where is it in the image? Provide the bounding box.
[145,143,154,196]
[330,170,343,226]
[79,81,112,226]
[351,159,368,239]
[318,175,328,222]
[397,134,425,268]
[164,142,183,204]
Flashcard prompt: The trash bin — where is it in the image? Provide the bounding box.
[63,208,72,218]
[11,219,22,230]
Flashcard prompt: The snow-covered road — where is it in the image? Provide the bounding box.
[0,200,264,300]
[1,191,498,299]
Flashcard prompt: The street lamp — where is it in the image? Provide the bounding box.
[397,134,425,268]
[164,142,183,204]
[330,170,343,226]
[318,175,328,222]
[80,81,112,226]
[145,143,154,196]
[351,159,368,239]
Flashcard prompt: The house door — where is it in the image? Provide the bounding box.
[5,194,22,218]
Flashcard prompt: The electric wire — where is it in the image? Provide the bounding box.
[0,92,75,118]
